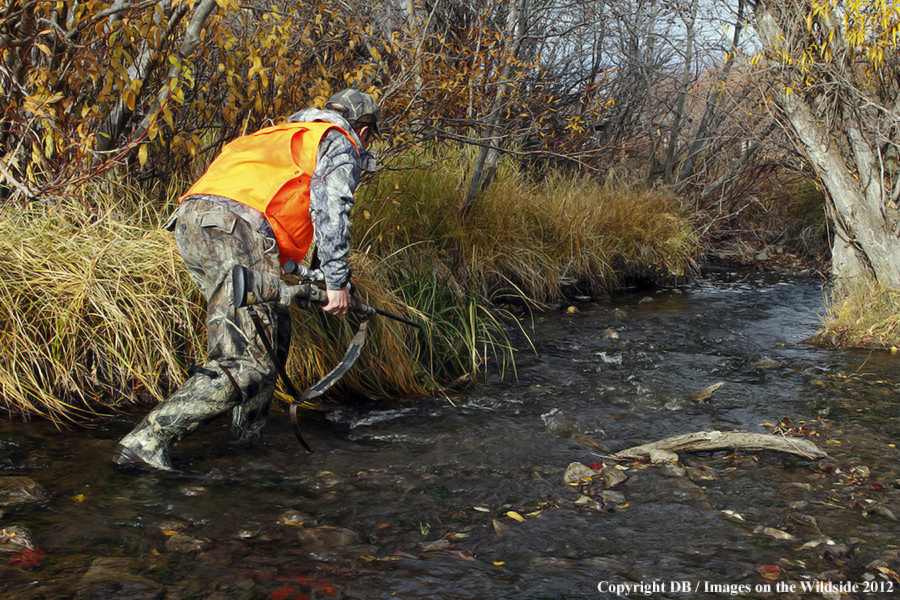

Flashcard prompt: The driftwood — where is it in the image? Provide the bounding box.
[616,430,826,461]
[686,382,725,401]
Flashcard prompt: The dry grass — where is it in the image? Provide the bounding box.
[1,144,701,421]
[817,277,900,349]
[0,183,205,422]
[355,146,699,302]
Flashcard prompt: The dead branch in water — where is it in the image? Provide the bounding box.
[616,430,826,461]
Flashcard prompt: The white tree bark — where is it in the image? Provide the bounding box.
[754,0,900,289]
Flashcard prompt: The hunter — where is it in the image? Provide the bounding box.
[113,89,379,471]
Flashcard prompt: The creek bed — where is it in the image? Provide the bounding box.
[1,267,899,600]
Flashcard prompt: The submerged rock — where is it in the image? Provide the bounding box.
[165,533,213,553]
[686,466,718,482]
[296,525,363,549]
[0,525,37,553]
[0,476,47,505]
[77,557,164,600]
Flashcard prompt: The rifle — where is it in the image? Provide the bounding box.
[231,263,421,329]
[229,264,420,451]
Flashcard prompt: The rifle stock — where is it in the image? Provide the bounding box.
[231,265,420,329]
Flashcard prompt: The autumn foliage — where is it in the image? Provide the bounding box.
[1,0,607,200]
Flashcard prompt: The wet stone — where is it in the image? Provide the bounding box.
[0,525,37,553]
[686,466,718,481]
[296,525,363,549]
[661,477,707,502]
[570,433,609,453]
[314,470,343,488]
[649,448,679,463]
[598,466,627,488]
[278,508,311,526]
[165,533,213,553]
[77,557,164,600]
[563,462,597,485]
[0,476,47,505]
[658,463,687,478]
[601,490,627,505]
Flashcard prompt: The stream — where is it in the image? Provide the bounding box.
[1,266,899,600]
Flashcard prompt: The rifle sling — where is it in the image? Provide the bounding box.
[247,306,369,452]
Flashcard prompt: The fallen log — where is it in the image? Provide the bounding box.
[616,430,826,461]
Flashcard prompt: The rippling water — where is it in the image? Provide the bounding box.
[2,267,899,600]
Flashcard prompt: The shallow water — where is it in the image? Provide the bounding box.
[2,267,899,600]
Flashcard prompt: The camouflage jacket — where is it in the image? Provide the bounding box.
[286,108,377,290]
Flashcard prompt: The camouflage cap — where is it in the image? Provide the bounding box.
[326,89,380,133]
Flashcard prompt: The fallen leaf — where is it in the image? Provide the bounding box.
[505,511,525,522]
[759,565,780,580]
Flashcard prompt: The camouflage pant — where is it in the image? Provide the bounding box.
[118,198,291,469]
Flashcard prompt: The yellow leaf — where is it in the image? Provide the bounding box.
[71,494,85,503]
[138,143,148,166]
[493,561,505,566]
[505,511,525,522]
[36,43,52,56]
[124,88,136,112]
[162,530,180,536]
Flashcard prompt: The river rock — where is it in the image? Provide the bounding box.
[570,434,610,453]
[658,463,686,477]
[751,357,782,369]
[686,466,718,481]
[0,525,37,553]
[563,462,597,485]
[598,466,627,488]
[76,557,164,600]
[661,477,707,502]
[296,525,363,549]
[755,526,795,541]
[649,448,679,463]
[0,476,47,505]
[314,470,343,488]
[543,409,578,437]
[165,533,213,553]
[278,509,311,526]
[612,308,628,321]
[602,329,620,340]
[601,490,627,505]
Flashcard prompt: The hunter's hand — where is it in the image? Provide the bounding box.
[322,287,351,315]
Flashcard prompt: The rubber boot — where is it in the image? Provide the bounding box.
[113,367,240,471]
[230,382,274,445]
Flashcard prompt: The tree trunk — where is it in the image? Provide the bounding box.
[754,0,900,289]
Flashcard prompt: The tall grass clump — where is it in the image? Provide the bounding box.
[0,183,205,422]
[355,145,699,303]
[1,179,513,420]
[817,277,900,349]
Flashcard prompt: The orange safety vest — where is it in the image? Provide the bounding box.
[181,121,357,265]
